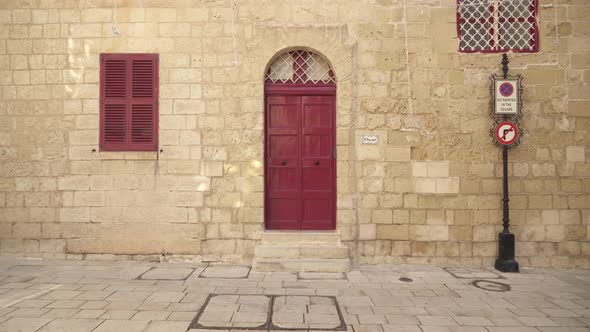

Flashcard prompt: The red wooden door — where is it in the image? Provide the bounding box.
[265,95,335,230]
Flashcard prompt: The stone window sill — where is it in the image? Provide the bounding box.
[97,151,159,160]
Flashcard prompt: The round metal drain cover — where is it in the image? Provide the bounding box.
[471,280,511,292]
[399,277,413,282]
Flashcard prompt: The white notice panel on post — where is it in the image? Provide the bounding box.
[494,79,519,115]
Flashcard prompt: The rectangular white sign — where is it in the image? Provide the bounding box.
[494,79,519,115]
[361,135,378,144]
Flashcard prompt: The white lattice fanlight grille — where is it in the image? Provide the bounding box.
[457,0,538,53]
[266,50,335,84]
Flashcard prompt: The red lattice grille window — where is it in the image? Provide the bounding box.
[457,0,539,53]
[266,50,335,85]
[100,53,158,151]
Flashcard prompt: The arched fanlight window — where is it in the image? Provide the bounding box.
[265,50,335,85]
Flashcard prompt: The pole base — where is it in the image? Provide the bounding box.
[495,232,519,273]
[495,258,519,272]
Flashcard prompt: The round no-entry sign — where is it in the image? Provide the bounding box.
[494,121,519,146]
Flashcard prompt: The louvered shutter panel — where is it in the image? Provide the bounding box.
[100,55,128,149]
[130,55,157,149]
[100,54,158,151]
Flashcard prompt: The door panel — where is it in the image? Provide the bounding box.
[269,104,298,129]
[265,94,335,230]
[266,96,300,230]
[302,168,331,190]
[303,135,331,157]
[303,104,332,128]
[268,197,299,229]
[268,168,297,190]
[303,197,331,220]
[270,136,297,157]
[300,96,334,230]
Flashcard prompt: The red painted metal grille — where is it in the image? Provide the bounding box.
[266,50,335,85]
[457,0,539,53]
[100,53,158,151]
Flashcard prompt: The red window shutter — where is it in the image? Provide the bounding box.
[100,53,158,151]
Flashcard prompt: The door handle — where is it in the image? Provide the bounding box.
[281,160,286,165]
[314,161,320,165]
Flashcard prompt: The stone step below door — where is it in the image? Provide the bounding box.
[252,232,350,272]
[254,245,349,259]
[260,232,341,246]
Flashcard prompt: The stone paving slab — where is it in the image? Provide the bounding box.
[298,272,345,280]
[445,267,502,280]
[0,317,53,332]
[0,258,588,332]
[200,266,250,279]
[93,320,150,332]
[37,318,103,331]
[194,294,270,329]
[271,295,345,330]
[144,320,191,331]
[140,267,196,280]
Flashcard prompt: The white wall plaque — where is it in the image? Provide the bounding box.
[361,135,379,144]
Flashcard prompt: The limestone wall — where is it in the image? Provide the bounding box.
[0,0,588,268]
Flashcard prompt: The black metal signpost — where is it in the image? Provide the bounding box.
[491,54,521,273]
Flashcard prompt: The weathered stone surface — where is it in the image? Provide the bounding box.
[0,1,587,270]
[0,258,587,332]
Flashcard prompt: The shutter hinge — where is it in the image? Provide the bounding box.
[333,147,337,159]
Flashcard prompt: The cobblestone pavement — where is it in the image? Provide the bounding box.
[0,258,588,332]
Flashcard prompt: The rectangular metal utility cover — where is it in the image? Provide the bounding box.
[494,78,519,115]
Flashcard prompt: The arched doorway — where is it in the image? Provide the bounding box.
[264,49,336,230]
